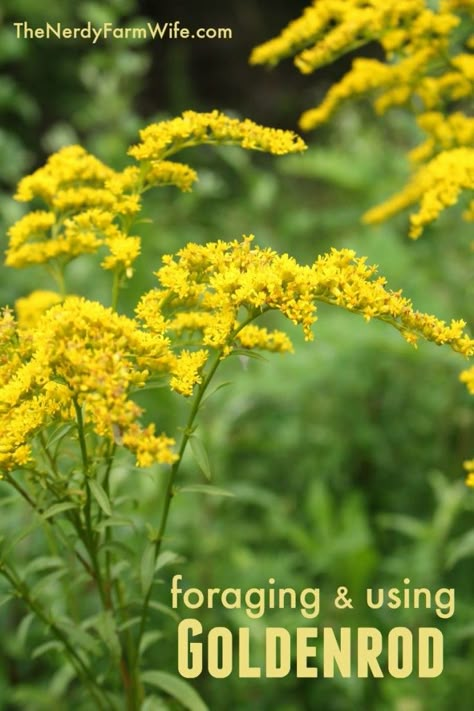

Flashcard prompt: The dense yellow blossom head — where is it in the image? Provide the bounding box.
[0,298,178,471]
[7,112,305,278]
[128,110,306,162]
[137,235,474,358]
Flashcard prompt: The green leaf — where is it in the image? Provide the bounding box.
[94,516,134,533]
[133,379,169,392]
[45,423,75,450]
[139,630,164,655]
[229,348,268,362]
[148,601,180,622]
[0,594,13,608]
[140,542,156,595]
[141,671,209,711]
[95,611,121,659]
[141,696,171,711]
[0,494,20,508]
[98,540,135,559]
[189,436,212,481]
[200,381,232,407]
[377,513,427,539]
[41,502,78,520]
[155,551,181,572]
[4,519,44,554]
[179,485,235,497]
[118,616,141,633]
[88,479,112,516]
[24,556,65,577]
[30,569,68,597]
[57,618,101,656]
[446,530,474,569]
[32,640,63,659]
[17,612,35,650]
[49,662,76,698]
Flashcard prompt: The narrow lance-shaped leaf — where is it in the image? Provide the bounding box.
[189,436,212,481]
[88,479,112,516]
[141,670,209,711]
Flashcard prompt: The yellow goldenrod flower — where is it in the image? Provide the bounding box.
[128,110,306,162]
[7,113,305,275]
[0,298,178,471]
[170,350,209,396]
[251,0,427,70]
[409,112,474,163]
[459,370,474,485]
[251,0,474,235]
[14,145,115,206]
[364,148,474,238]
[144,161,198,192]
[15,290,63,329]
[463,460,474,486]
[231,324,294,353]
[460,365,474,394]
[101,235,142,275]
[2,235,474,472]
[137,236,474,358]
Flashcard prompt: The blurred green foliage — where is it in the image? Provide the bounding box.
[0,1,473,709]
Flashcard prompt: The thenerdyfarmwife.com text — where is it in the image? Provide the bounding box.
[12,21,233,43]
[171,575,454,679]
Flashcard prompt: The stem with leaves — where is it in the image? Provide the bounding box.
[132,310,262,696]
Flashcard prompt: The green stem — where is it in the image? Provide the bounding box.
[73,398,89,477]
[74,403,138,706]
[0,562,111,710]
[132,311,260,696]
[103,444,117,599]
[47,262,67,297]
[39,431,60,477]
[4,473,93,577]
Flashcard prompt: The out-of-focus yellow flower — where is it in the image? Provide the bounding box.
[463,460,474,486]
[460,365,474,394]
[251,0,474,237]
[364,148,474,238]
[15,291,63,329]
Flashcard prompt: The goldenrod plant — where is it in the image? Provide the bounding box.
[0,108,472,707]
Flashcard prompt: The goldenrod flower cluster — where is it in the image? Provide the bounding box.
[7,113,306,279]
[250,0,474,237]
[128,110,307,161]
[137,235,474,357]
[6,146,142,273]
[0,297,178,471]
[363,147,474,238]
[2,233,473,473]
[4,117,473,478]
[409,112,474,164]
